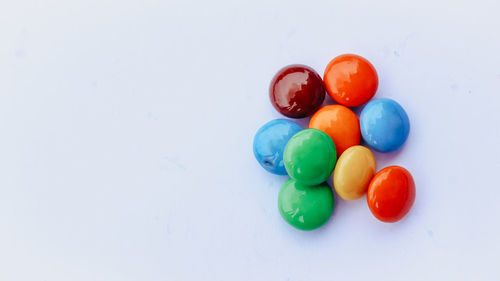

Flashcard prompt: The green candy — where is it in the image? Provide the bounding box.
[278,178,335,230]
[284,128,336,186]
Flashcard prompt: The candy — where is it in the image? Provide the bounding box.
[360,98,410,152]
[367,166,415,223]
[333,146,376,200]
[253,119,302,175]
[323,54,378,107]
[278,178,334,230]
[258,55,415,229]
[309,105,360,156]
[269,65,325,118]
[284,129,336,186]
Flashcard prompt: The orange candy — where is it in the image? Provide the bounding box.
[323,54,378,107]
[309,105,360,156]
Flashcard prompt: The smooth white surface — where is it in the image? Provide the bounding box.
[1,0,500,280]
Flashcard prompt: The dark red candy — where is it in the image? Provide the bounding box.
[269,65,325,118]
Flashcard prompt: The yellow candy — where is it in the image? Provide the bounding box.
[333,146,376,200]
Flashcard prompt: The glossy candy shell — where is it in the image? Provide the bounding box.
[309,105,361,156]
[284,129,336,186]
[253,119,302,175]
[360,98,410,152]
[269,65,326,118]
[323,54,378,107]
[367,166,415,223]
[333,146,376,200]
[278,178,334,230]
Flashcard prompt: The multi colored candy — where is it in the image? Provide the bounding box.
[254,54,415,230]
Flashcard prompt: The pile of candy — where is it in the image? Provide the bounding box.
[253,54,415,230]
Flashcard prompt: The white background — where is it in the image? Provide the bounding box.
[1,0,500,280]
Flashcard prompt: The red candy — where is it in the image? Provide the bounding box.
[367,166,415,223]
[269,65,325,118]
[324,54,378,107]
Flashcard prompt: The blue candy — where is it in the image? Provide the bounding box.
[253,119,302,175]
[360,98,410,153]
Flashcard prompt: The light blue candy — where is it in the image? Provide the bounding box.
[360,98,410,153]
[253,119,302,175]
